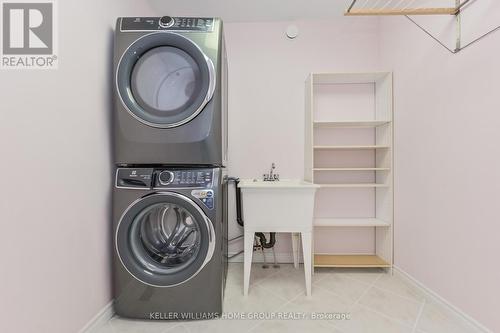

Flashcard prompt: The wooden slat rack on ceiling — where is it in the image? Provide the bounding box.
[345,0,468,16]
[344,0,500,54]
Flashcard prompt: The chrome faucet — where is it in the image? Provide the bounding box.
[263,163,280,181]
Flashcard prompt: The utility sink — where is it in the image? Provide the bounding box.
[238,179,319,296]
[238,179,319,230]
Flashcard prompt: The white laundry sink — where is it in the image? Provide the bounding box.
[238,179,319,296]
[238,179,319,230]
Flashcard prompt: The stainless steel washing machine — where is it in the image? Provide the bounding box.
[113,16,228,166]
[113,167,228,319]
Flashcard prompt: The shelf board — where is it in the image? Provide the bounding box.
[314,254,391,268]
[313,167,390,171]
[314,218,390,227]
[318,183,389,188]
[314,120,391,128]
[311,72,391,84]
[314,145,390,150]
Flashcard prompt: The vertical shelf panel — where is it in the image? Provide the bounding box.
[305,74,313,182]
[375,73,393,265]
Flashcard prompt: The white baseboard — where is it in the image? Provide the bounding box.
[78,301,115,333]
[393,266,492,333]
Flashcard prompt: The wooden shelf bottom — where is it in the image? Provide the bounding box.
[314,254,390,268]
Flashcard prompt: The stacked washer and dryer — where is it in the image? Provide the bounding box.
[112,16,228,320]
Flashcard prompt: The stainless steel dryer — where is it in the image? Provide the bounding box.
[113,16,228,166]
[113,167,228,319]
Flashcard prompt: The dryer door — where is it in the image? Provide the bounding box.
[115,192,216,287]
[116,32,215,128]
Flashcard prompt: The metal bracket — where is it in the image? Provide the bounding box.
[406,8,500,54]
[408,0,500,54]
[455,0,462,51]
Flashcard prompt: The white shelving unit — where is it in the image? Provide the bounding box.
[305,72,394,269]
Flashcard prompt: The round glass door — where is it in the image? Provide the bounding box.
[116,32,215,128]
[116,193,215,287]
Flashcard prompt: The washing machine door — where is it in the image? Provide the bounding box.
[116,32,215,128]
[115,192,216,287]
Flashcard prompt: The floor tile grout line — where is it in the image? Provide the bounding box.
[323,315,352,333]
[411,300,426,333]
[325,271,382,288]
[224,264,284,302]
[246,295,298,333]
[311,270,384,306]
[248,265,292,287]
[244,269,344,331]
[165,323,184,333]
[252,279,304,304]
[348,272,425,330]
[356,303,416,330]
[369,283,426,305]
[309,271,331,284]
[310,273,385,310]
[224,266,309,310]
[348,273,383,311]
[312,283,358,304]
[369,272,431,302]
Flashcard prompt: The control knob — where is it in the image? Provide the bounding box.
[158,171,174,185]
[159,16,174,28]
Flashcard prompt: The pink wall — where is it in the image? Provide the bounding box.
[224,18,382,258]
[379,4,500,331]
[0,1,155,332]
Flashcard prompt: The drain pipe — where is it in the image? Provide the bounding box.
[227,177,244,227]
[227,177,276,248]
[255,232,276,249]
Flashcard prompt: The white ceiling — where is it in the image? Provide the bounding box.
[146,0,351,22]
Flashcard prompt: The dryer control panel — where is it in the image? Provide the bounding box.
[120,16,215,32]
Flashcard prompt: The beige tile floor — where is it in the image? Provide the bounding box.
[96,263,481,333]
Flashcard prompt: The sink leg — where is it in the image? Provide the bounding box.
[301,231,312,297]
[311,234,315,275]
[291,233,300,269]
[244,230,254,296]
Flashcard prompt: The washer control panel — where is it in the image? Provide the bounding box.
[120,16,215,32]
[154,169,213,188]
[116,168,214,189]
